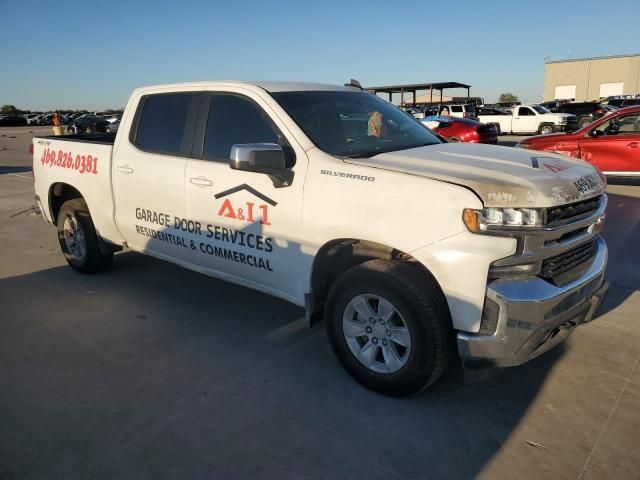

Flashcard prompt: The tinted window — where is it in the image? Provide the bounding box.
[135,93,200,155]
[273,91,442,158]
[532,106,550,114]
[518,107,534,116]
[594,113,640,135]
[451,106,463,112]
[203,94,279,160]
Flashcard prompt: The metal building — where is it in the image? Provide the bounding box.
[544,53,640,101]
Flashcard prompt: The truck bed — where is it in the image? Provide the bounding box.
[38,132,117,145]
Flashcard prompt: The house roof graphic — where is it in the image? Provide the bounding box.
[214,184,277,207]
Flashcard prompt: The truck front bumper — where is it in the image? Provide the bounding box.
[457,236,608,379]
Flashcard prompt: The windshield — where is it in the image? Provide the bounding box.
[533,105,551,114]
[272,91,442,157]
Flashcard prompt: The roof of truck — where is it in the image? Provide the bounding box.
[135,81,353,93]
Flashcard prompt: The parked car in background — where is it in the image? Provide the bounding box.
[0,115,28,126]
[24,113,41,125]
[421,115,497,143]
[540,99,570,111]
[105,119,120,133]
[37,113,70,126]
[604,97,640,108]
[437,104,476,120]
[478,104,576,135]
[105,114,122,124]
[516,106,640,177]
[552,102,614,129]
[68,115,109,134]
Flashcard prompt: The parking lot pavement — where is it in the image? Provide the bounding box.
[1,135,639,480]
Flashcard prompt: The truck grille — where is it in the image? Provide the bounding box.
[539,239,597,285]
[546,195,602,225]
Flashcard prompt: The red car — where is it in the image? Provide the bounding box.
[516,106,640,176]
[421,116,498,144]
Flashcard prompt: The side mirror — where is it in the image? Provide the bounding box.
[229,143,286,174]
[589,129,601,138]
[229,143,294,188]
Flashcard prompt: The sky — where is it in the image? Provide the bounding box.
[1,0,639,110]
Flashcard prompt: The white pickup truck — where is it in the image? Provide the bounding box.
[32,81,609,396]
[478,104,577,135]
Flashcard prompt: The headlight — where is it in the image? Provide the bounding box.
[558,118,567,124]
[462,207,544,233]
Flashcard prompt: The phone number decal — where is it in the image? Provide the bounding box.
[40,147,98,175]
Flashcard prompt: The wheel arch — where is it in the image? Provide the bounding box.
[307,238,451,327]
[49,182,84,224]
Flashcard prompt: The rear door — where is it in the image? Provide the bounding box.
[184,89,307,300]
[113,91,203,261]
[512,106,538,133]
[579,111,640,173]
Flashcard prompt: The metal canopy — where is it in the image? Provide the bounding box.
[366,82,472,106]
[366,82,471,94]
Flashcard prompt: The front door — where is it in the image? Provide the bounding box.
[113,91,202,261]
[184,90,307,301]
[512,106,538,133]
[579,112,640,174]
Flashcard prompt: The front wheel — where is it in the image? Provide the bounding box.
[539,123,554,135]
[325,260,452,396]
[57,198,113,273]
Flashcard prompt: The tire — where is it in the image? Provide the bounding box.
[538,123,554,135]
[56,198,113,273]
[325,259,452,397]
[85,126,92,134]
[578,117,591,129]
[490,123,501,135]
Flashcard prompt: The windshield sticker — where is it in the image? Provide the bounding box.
[368,110,383,137]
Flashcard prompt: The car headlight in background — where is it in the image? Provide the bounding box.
[463,207,544,233]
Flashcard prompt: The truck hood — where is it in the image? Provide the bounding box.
[345,143,605,208]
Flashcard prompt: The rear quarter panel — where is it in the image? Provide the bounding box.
[33,137,124,245]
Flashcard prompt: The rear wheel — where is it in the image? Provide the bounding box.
[578,117,592,129]
[57,198,113,273]
[325,260,452,396]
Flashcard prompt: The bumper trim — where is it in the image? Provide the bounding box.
[458,236,608,379]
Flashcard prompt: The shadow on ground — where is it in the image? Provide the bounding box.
[0,248,568,480]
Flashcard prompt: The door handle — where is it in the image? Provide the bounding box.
[189,176,213,187]
[627,142,638,148]
[117,165,133,174]
[514,117,520,119]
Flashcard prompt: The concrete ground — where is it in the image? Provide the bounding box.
[1,127,639,479]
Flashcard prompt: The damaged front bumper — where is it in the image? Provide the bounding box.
[457,236,608,380]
